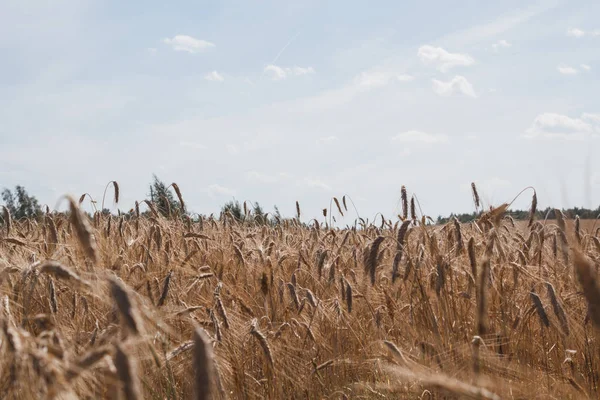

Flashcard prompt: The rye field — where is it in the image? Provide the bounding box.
[0,184,600,399]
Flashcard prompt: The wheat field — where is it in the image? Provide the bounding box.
[0,184,599,399]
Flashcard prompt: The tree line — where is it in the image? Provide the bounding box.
[3,177,599,226]
[436,206,600,224]
[0,175,280,226]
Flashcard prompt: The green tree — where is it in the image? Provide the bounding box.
[253,202,266,225]
[1,185,42,219]
[272,205,282,224]
[221,200,243,221]
[147,175,181,218]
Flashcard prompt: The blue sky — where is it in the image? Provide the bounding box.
[1,0,599,220]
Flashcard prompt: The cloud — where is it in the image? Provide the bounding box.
[246,171,290,184]
[581,64,592,71]
[207,184,235,197]
[179,141,206,150]
[557,65,578,75]
[397,74,415,82]
[147,48,157,54]
[566,28,600,38]
[226,144,240,155]
[290,66,315,76]
[354,70,393,88]
[524,113,594,140]
[264,65,315,80]
[461,178,511,198]
[264,65,286,80]
[162,35,215,53]
[438,2,558,47]
[391,130,449,144]
[353,70,414,90]
[300,178,331,191]
[582,113,600,124]
[484,177,511,188]
[472,178,511,194]
[492,39,511,50]
[432,76,477,98]
[317,136,338,144]
[417,45,474,72]
[278,67,413,112]
[204,71,224,82]
[567,28,586,38]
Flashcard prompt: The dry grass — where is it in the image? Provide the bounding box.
[0,189,599,399]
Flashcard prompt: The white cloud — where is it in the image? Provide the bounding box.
[432,76,477,98]
[461,178,511,197]
[207,184,236,197]
[290,66,315,76]
[246,171,290,184]
[179,141,206,150]
[492,39,511,50]
[582,113,600,124]
[391,130,449,144]
[162,35,215,53]
[317,136,338,144]
[397,74,415,82]
[557,66,578,75]
[283,68,413,112]
[204,71,224,82]
[226,144,240,155]
[352,70,414,89]
[581,64,592,71]
[567,28,586,38]
[567,28,600,38]
[524,113,594,140]
[470,178,511,194]
[438,2,557,46]
[300,178,331,191]
[484,177,511,188]
[398,148,412,157]
[417,45,474,72]
[354,70,392,88]
[264,65,287,80]
[147,48,157,54]
[264,65,315,80]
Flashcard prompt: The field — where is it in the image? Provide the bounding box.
[1,190,600,399]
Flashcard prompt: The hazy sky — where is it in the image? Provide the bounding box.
[1,0,599,221]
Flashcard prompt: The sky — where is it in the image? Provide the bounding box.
[1,0,599,222]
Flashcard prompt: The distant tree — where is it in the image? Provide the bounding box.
[1,185,42,219]
[147,175,181,218]
[273,205,282,224]
[219,200,272,224]
[436,205,600,225]
[253,202,266,225]
[221,200,243,221]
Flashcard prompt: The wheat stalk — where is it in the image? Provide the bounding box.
[157,270,172,307]
[114,344,141,400]
[1,205,11,236]
[109,277,141,335]
[401,186,408,220]
[64,195,97,262]
[250,318,274,371]
[193,326,215,400]
[573,250,600,327]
